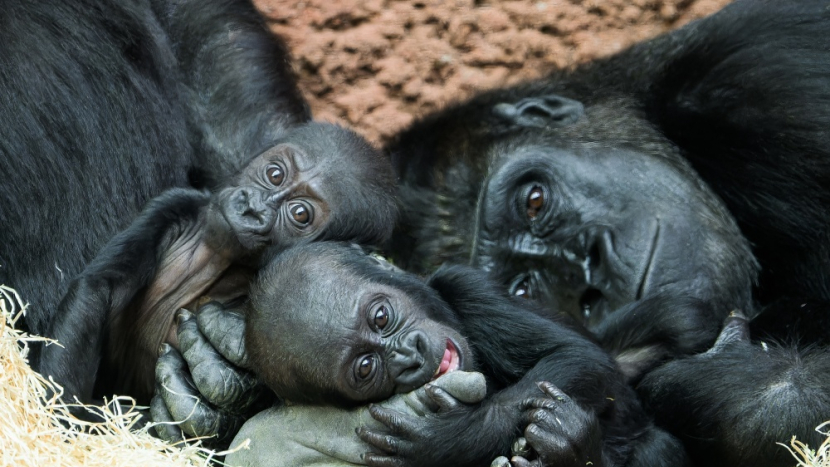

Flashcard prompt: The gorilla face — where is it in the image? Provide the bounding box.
[245,244,473,405]
[205,122,397,255]
[473,140,753,328]
[210,141,333,251]
[315,276,471,403]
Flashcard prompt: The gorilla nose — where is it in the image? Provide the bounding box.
[231,188,274,230]
[388,331,429,390]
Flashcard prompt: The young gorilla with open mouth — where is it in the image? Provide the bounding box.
[39,123,397,406]
[199,242,689,467]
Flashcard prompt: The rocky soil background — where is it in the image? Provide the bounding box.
[252,0,732,145]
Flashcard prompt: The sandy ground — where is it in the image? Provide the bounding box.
[252,0,733,145]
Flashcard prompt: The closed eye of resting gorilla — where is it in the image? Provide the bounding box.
[389,0,830,376]
[236,242,690,467]
[39,121,396,404]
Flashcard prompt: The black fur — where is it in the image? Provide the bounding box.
[0,0,308,346]
[386,1,830,463]
[639,314,830,467]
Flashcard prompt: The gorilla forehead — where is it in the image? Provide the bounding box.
[482,141,724,222]
[252,243,459,327]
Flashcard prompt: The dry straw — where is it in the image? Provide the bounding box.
[0,285,245,467]
[783,421,830,467]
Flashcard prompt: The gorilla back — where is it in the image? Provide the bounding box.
[0,0,190,334]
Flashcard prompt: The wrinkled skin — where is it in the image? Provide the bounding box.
[150,306,271,448]
[490,382,605,467]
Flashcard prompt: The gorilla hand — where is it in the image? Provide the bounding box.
[150,303,271,449]
[357,382,482,467]
[507,382,606,467]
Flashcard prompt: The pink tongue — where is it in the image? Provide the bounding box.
[438,347,452,374]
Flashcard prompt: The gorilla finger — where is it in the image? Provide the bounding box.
[177,309,262,410]
[527,408,568,433]
[537,381,570,403]
[356,427,399,454]
[491,456,512,467]
[368,405,418,433]
[363,453,406,467]
[425,383,462,411]
[149,393,184,444]
[525,422,569,455]
[521,396,557,413]
[708,310,750,354]
[156,346,239,440]
[511,437,531,458]
[196,301,250,368]
[509,456,536,467]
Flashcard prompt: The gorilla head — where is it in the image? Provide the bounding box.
[245,243,472,405]
[206,122,398,255]
[473,128,755,329]
[392,94,756,334]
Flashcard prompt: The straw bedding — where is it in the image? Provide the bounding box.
[0,285,243,467]
[0,284,826,466]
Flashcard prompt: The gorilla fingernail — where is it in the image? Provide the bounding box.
[175,309,193,326]
[511,437,530,457]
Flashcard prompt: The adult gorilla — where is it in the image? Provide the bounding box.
[385,1,830,465]
[0,0,308,355]
[388,0,830,373]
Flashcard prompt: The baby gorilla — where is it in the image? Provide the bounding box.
[236,242,689,467]
[39,123,396,404]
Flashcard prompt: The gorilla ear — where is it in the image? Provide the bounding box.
[492,94,584,128]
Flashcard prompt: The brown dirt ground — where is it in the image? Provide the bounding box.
[252,0,733,145]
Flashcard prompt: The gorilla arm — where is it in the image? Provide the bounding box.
[39,188,213,403]
[357,266,644,467]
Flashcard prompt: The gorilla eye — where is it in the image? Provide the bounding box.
[288,202,312,226]
[526,186,545,220]
[355,355,377,380]
[510,276,532,299]
[373,304,390,330]
[266,165,285,186]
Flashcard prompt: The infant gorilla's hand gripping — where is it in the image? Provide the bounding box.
[490,382,605,467]
[151,303,271,448]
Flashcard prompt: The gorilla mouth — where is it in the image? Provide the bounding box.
[433,339,461,379]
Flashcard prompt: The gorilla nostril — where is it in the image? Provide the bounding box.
[412,331,428,355]
[242,206,262,221]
